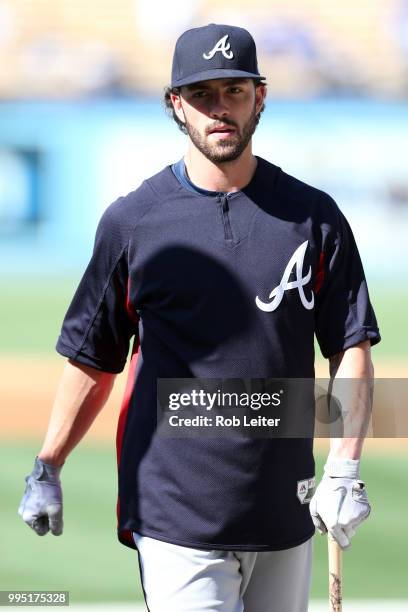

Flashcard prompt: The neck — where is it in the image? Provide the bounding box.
[184,142,257,192]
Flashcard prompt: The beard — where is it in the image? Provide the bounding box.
[183,104,258,164]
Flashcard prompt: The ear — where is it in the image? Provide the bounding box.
[170,91,186,125]
[255,83,267,116]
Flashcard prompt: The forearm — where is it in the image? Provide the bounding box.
[328,340,374,461]
[38,359,116,466]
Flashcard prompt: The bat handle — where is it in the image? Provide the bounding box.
[328,534,342,612]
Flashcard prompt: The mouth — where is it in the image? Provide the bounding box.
[208,126,236,141]
[208,125,236,135]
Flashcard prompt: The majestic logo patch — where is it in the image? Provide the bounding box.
[255,240,314,312]
[297,477,316,504]
[203,35,234,60]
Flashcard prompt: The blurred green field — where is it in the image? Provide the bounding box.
[0,443,142,603]
[1,443,407,603]
[0,279,407,358]
[1,278,407,604]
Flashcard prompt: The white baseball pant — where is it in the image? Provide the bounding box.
[133,531,313,612]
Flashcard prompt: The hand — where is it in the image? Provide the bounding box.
[309,458,371,550]
[18,456,63,536]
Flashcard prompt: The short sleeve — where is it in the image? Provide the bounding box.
[314,201,381,359]
[56,203,138,373]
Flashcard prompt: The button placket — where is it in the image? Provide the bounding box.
[218,194,234,242]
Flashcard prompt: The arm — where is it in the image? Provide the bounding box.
[327,339,374,461]
[18,359,116,536]
[38,359,116,466]
[310,340,374,549]
[20,201,135,535]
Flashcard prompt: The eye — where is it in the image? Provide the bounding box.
[192,91,207,98]
[229,87,242,94]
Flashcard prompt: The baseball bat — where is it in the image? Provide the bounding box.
[328,534,342,611]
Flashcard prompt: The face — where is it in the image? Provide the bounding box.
[171,78,266,163]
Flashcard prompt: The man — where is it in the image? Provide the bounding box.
[19,23,380,611]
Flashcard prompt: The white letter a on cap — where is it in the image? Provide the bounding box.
[203,35,234,60]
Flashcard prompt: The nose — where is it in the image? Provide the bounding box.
[209,91,229,119]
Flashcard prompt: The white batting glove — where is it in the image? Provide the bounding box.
[18,456,63,536]
[309,457,371,550]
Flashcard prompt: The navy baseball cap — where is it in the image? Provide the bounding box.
[171,23,265,88]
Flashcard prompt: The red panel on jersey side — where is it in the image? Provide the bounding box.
[116,279,140,547]
[116,345,139,545]
[314,251,325,294]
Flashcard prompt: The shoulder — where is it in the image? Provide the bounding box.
[277,166,337,214]
[258,157,345,228]
[97,165,176,242]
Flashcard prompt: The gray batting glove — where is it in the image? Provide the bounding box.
[18,456,63,536]
[309,457,371,550]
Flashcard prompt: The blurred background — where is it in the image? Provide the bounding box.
[0,0,407,608]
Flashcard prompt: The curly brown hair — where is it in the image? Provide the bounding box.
[163,79,267,134]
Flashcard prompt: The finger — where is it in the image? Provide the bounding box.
[49,516,63,536]
[338,500,371,529]
[21,507,49,536]
[18,490,30,517]
[343,525,356,541]
[309,494,319,519]
[47,505,63,536]
[329,525,350,550]
[310,507,327,533]
[325,485,347,528]
[31,516,50,536]
[311,514,327,535]
[360,504,371,521]
[352,480,367,499]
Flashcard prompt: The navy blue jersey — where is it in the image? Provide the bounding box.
[56,156,380,551]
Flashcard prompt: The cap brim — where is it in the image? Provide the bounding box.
[171,69,266,88]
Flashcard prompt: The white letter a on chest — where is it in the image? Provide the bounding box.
[255,240,314,312]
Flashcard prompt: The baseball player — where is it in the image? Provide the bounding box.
[19,24,380,611]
